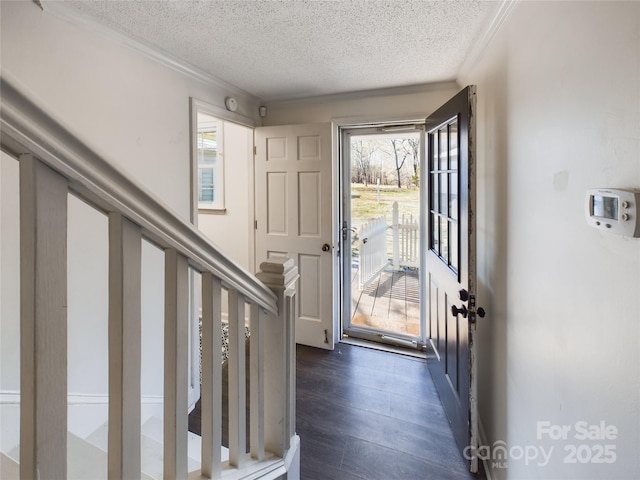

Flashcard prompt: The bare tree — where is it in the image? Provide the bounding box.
[389,138,409,188]
[351,139,367,185]
[402,138,420,186]
[351,139,378,186]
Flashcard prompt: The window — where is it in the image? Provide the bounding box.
[195,112,224,211]
[429,117,459,273]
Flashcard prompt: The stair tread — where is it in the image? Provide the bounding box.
[68,431,108,480]
[1,452,19,480]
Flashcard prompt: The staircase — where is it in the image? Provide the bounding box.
[1,415,209,480]
[0,78,300,479]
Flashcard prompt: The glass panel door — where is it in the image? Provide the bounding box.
[341,126,422,348]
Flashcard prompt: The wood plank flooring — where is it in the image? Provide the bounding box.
[189,341,484,479]
[297,343,482,480]
[351,269,421,336]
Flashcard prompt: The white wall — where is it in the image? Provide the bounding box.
[263,83,459,126]
[459,1,640,478]
[0,0,260,427]
[198,121,255,271]
[0,153,20,395]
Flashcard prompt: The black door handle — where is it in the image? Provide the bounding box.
[451,305,468,318]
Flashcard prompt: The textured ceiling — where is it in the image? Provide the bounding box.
[61,0,501,101]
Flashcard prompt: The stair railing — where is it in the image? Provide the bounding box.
[1,77,299,479]
[358,216,389,289]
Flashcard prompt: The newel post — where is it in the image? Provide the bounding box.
[256,257,299,458]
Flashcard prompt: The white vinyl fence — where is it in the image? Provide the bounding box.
[357,201,420,289]
[392,201,420,270]
[358,217,389,289]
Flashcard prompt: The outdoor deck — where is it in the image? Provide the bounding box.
[351,266,420,336]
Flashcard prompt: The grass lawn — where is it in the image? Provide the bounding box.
[351,184,421,227]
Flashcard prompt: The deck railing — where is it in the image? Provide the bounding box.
[1,77,300,479]
[358,217,389,289]
[357,201,420,289]
[391,201,420,270]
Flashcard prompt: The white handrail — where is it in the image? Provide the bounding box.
[0,78,277,315]
[1,76,301,479]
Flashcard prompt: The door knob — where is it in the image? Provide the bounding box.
[451,304,468,318]
[322,243,331,252]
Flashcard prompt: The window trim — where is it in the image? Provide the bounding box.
[196,117,225,212]
[190,99,227,218]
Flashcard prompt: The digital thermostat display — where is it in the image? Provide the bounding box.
[585,188,640,237]
[592,195,618,220]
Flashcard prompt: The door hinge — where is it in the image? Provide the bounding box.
[253,145,257,156]
[255,220,258,230]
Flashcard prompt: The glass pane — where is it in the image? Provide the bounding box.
[198,131,217,165]
[449,120,458,171]
[431,134,438,172]
[199,186,214,203]
[438,127,448,171]
[450,220,459,271]
[431,172,439,213]
[432,214,440,253]
[450,172,458,221]
[199,168,215,203]
[439,173,448,216]
[440,216,448,261]
[199,168,214,186]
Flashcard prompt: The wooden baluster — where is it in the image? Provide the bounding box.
[19,154,68,479]
[108,213,142,479]
[256,258,298,457]
[228,289,246,468]
[164,249,189,479]
[284,293,296,442]
[201,273,222,478]
[249,303,265,460]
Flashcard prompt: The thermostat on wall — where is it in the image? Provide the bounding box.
[585,188,640,237]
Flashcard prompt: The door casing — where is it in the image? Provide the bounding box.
[338,124,427,349]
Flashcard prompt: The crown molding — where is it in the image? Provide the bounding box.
[459,0,520,78]
[39,0,263,105]
[265,80,460,108]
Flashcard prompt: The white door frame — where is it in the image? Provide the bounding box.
[331,115,429,347]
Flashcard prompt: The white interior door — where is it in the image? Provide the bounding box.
[255,123,334,349]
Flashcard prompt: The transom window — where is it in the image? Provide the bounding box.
[429,117,459,273]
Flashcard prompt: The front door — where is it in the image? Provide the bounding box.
[254,123,334,349]
[425,86,482,472]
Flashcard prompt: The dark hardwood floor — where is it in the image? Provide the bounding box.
[296,343,482,480]
[189,341,483,480]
